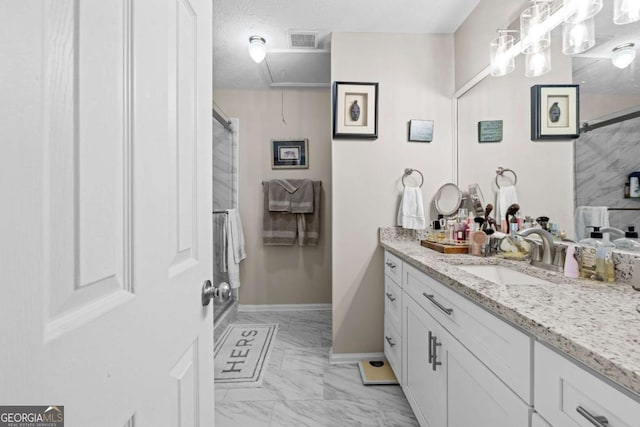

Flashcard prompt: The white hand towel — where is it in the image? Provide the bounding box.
[496,185,518,230]
[397,187,426,230]
[226,209,247,289]
[574,206,609,241]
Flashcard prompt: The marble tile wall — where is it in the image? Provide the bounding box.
[575,117,640,230]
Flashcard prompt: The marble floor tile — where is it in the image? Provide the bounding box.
[224,367,324,402]
[215,401,275,427]
[281,347,330,371]
[270,399,381,427]
[323,364,406,402]
[214,310,417,426]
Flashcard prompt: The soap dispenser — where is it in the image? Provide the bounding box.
[579,226,615,282]
[613,226,640,252]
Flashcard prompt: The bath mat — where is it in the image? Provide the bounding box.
[214,323,278,388]
[358,360,398,385]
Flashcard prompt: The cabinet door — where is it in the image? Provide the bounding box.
[532,413,552,427]
[405,296,447,427]
[445,326,530,427]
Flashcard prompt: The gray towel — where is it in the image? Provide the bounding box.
[263,182,297,245]
[214,213,227,272]
[298,181,321,246]
[267,179,314,213]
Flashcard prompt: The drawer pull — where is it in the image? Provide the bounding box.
[429,331,442,371]
[576,406,609,427]
[385,336,396,347]
[422,293,453,316]
[385,292,396,302]
[385,261,397,270]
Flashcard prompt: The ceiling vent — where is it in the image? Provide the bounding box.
[287,30,319,49]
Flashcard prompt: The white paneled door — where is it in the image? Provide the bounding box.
[0,0,213,426]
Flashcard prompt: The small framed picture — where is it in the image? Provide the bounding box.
[478,120,503,143]
[408,119,434,142]
[271,139,309,169]
[531,84,580,140]
[332,81,379,139]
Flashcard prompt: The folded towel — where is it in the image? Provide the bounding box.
[575,206,609,241]
[263,182,297,245]
[397,187,426,230]
[267,179,314,213]
[226,209,246,288]
[298,181,321,246]
[496,185,518,231]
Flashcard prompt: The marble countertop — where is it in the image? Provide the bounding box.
[379,227,640,398]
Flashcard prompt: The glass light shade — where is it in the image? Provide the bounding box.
[563,0,603,23]
[520,1,551,54]
[248,36,266,63]
[614,0,640,24]
[562,18,596,55]
[525,46,551,77]
[490,32,516,76]
[611,43,637,68]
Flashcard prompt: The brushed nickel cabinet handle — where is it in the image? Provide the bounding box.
[385,336,396,347]
[576,406,609,427]
[428,331,434,364]
[423,293,453,316]
[431,332,442,371]
[385,261,397,269]
[385,292,396,302]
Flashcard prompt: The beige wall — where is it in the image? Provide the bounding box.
[213,89,332,305]
[455,0,528,89]
[331,32,455,354]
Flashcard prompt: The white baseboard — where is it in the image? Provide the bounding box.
[329,348,385,365]
[238,303,331,312]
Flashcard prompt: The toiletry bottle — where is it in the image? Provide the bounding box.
[613,226,640,252]
[563,244,580,278]
[579,226,600,280]
[579,227,615,282]
[509,214,518,236]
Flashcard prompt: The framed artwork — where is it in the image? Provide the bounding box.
[531,84,580,140]
[408,119,434,142]
[478,120,503,143]
[332,81,379,139]
[271,139,309,169]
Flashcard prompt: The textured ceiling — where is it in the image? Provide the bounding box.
[213,0,481,89]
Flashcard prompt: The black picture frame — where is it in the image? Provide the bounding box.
[332,81,379,140]
[531,84,580,141]
[271,139,309,169]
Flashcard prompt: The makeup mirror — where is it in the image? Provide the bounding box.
[434,183,462,216]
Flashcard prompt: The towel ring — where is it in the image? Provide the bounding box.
[402,168,424,188]
[495,167,517,189]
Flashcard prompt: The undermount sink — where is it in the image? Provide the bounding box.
[457,265,554,286]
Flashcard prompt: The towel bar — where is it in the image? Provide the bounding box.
[495,167,517,188]
[402,168,424,188]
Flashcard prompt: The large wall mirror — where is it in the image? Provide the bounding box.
[456,4,640,240]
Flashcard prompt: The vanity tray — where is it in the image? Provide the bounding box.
[420,240,469,254]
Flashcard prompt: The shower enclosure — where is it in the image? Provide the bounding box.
[212,111,239,325]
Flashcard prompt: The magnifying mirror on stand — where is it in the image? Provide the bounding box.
[433,183,463,217]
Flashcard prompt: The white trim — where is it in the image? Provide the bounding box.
[238,303,331,312]
[329,347,386,365]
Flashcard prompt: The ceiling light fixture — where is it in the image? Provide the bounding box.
[520,0,551,54]
[614,0,640,24]
[563,0,602,23]
[525,45,552,77]
[248,36,266,63]
[611,42,637,68]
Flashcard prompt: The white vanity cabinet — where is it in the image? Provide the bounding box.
[403,275,530,427]
[535,342,640,427]
[384,251,403,379]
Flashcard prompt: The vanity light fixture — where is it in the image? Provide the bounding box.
[562,17,596,55]
[248,36,266,63]
[611,42,637,68]
[563,0,602,23]
[525,45,552,77]
[614,0,640,24]
[490,30,517,76]
[520,0,551,54]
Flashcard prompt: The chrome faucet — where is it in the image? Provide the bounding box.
[520,228,562,272]
[600,227,624,240]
